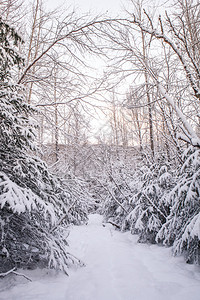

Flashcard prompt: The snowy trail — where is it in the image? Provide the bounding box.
[1,214,200,300]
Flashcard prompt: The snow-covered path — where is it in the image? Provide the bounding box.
[1,214,200,300]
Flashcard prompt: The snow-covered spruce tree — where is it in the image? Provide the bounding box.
[0,19,84,274]
[124,156,175,244]
[157,146,200,263]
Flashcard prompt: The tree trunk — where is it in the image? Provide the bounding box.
[141,30,154,157]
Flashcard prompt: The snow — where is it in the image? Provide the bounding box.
[1,214,200,300]
[158,84,200,147]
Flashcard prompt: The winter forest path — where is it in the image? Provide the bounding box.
[1,214,200,300]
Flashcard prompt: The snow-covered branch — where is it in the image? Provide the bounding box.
[0,268,32,281]
[131,14,200,99]
[158,84,200,148]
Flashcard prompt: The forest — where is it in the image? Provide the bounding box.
[0,0,200,278]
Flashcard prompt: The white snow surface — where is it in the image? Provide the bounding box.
[1,214,200,300]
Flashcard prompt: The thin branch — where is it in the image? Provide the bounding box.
[125,98,159,109]
[18,18,127,85]
[142,192,167,220]
[50,199,77,233]
[12,270,32,282]
[96,179,128,214]
[131,16,200,99]
[0,268,16,277]
[0,268,32,282]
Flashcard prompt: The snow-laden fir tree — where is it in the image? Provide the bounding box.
[124,156,175,244]
[0,18,86,274]
[157,146,200,263]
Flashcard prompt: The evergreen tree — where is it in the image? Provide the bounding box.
[124,157,175,243]
[157,146,200,263]
[0,18,85,274]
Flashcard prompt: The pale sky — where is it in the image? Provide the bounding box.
[47,0,172,18]
[48,0,126,15]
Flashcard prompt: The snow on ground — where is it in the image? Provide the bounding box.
[1,214,200,300]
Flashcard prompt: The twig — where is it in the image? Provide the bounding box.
[0,267,16,277]
[107,221,121,229]
[142,192,167,220]
[96,179,128,213]
[0,268,32,282]
[12,271,32,282]
[50,199,78,233]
